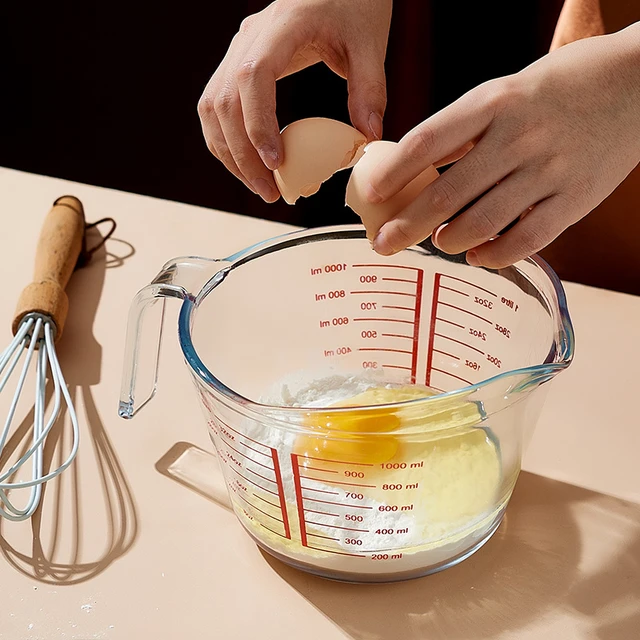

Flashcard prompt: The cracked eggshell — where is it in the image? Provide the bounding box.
[274,118,368,204]
[346,140,439,241]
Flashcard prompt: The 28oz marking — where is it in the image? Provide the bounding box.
[495,323,511,338]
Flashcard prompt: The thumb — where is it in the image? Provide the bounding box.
[347,48,387,141]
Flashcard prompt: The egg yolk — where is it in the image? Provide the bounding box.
[294,385,481,466]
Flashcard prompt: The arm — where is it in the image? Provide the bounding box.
[364,21,640,268]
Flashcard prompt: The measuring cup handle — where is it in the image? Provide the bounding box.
[118,283,182,419]
[118,257,228,419]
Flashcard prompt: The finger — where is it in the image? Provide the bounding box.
[346,46,387,140]
[367,82,498,202]
[372,137,517,255]
[433,140,476,168]
[236,21,312,170]
[198,104,257,194]
[466,195,579,268]
[216,84,281,202]
[433,171,548,254]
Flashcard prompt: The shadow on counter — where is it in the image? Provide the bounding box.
[261,472,640,640]
[156,440,640,640]
[0,223,138,585]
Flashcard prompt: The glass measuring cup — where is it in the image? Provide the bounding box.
[119,225,574,583]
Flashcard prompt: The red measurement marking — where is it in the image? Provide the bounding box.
[353,318,414,324]
[304,509,340,517]
[247,468,277,484]
[441,274,497,297]
[238,494,284,523]
[383,365,412,371]
[291,454,308,546]
[271,449,291,539]
[302,487,340,495]
[222,441,274,470]
[299,477,377,488]
[382,305,414,311]
[433,348,460,360]
[440,285,469,297]
[382,277,418,284]
[253,493,280,509]
[352,264,420,271]
[307,545,366,558]
[439,301,492,325]
[350,290,417,297]
[306,498,373,509]
[307,533,340,541]
[432,367,473,386]
[215,416,271,457]
[382,333,413,340]
[228,466,279,496]
[300,456,374,467]
[426,273,441,387]
[305,521,370,533]
[412,269,424,384]
[302,466,338,474]
[359,347,412,354]
[435,332,485,356]
[258,522,291,540]
[436,317,465,329]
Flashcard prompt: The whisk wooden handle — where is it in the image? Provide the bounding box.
[12,196,86,342]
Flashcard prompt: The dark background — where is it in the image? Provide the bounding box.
[0,1,563,229]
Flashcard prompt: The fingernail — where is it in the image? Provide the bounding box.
[368,111,383,140]
[258,145,280,171]
[253,178,278,202]
[364,183,383,204]
[432,223,447,250]
[373,230,395,256]
[466,250,480,266]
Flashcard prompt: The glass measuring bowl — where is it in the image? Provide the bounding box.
[119,225,574,583]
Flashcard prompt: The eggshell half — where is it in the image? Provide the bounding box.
[345,140,440,241]
[274,118,367,204]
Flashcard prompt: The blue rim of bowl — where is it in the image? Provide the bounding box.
[177,225,575,416]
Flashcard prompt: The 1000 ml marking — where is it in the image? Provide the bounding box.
[310,263,348,275]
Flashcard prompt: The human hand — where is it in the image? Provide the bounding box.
[197,0,392,202]
[365,22,640,268]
